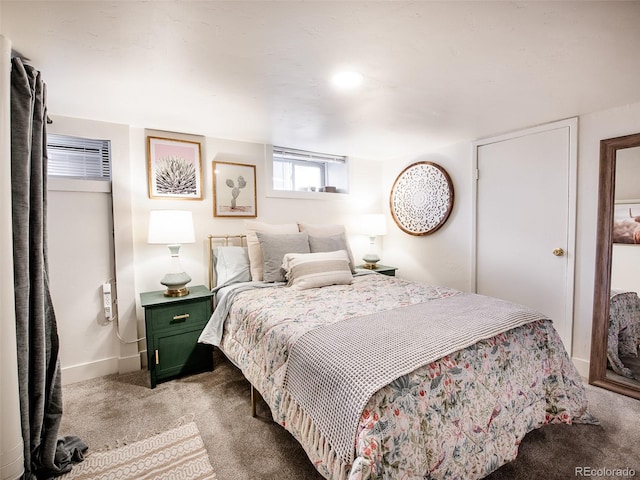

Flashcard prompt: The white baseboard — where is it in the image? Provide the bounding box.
[61,354,142,385]
[0,440,24,480]
[61,357,119,385]
[140,349,148,369]
[572,356,590,379]
[119,352,141,374]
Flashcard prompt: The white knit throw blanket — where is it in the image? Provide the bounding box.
[282,292,547,468]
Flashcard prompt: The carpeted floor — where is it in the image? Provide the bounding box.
[606,356,640,392]
[60,349,640,480]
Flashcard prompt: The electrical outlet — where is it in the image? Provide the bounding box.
[103,282,113,320]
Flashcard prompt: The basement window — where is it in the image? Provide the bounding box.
[270,146,349,196]
[47,133,111,181]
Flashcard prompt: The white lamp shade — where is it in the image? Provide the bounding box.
[148,210,196,244]
[361,214,387,236]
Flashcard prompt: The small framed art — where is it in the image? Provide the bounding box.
[213,161,257,217]
[613,202,640,244]
[147,136,203,199]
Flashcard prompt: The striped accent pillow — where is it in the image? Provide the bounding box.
[282,250,353,290]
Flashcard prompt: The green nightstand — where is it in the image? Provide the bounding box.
[140,285,214,388]
[356,264,398,277]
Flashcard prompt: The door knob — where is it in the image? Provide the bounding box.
[552,247,565,257]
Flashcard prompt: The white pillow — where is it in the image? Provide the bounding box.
[282,250,353,290]
[245,220,299,281]
[214,246,251,288]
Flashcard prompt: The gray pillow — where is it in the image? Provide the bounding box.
[256,232,310,282]
[308,233,356,273]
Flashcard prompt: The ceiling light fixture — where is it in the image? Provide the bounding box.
[331,71,363,89]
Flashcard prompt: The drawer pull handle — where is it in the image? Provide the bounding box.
[173,313,190,321]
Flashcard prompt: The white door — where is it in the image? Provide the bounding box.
[474,119,577,353]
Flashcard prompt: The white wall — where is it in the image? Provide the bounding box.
[611,147,640,295]
[571,101,640,375]
[47,185,119,383]
[1,33,26,480]
[612,246,640,294]
[381,141,473,292]
[47,116,140,382]
[615,147,640,200]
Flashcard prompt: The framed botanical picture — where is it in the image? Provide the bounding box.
[147,136,203,199]
[213,161,257,217]
[613,201,640,244]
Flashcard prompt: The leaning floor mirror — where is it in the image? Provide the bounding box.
[590,132,640,399]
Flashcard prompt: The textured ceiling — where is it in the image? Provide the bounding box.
[3,1,640,160]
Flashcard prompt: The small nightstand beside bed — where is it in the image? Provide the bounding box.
[199,223,596,480]
[141,285,214,388]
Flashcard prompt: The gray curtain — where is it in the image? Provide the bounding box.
[11,57,86,479]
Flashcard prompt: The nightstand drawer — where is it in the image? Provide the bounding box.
[148,300,209,332]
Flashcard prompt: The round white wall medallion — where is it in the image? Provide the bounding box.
[389,161,454,236]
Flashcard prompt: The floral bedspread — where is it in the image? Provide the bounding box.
[215,274,596,480]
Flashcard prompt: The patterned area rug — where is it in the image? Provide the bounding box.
[60,421,217,480]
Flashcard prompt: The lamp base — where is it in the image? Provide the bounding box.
[164,286,189,297]
[362,253,380,270]
[160,271,191,297]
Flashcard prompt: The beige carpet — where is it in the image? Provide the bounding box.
[60,421,216,480]
[60,349,640,480]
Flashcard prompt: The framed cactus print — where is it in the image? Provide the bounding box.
[212,161,257,217]
[147,135,203,200]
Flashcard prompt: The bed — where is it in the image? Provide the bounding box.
[608,289,640,379]
[199,224,596,480]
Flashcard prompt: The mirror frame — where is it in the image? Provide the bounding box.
[589,132,640,399]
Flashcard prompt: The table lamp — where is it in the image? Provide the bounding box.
[148,210,196,297]
[361,213,387,269]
